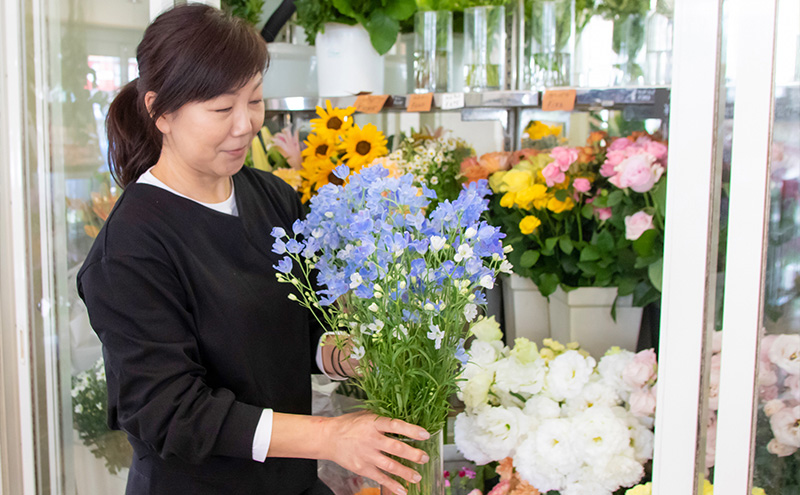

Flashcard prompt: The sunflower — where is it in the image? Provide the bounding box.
[341,124,388,170]
[301,132,337,163]
[310,100,354,140]
[299,156,339,202]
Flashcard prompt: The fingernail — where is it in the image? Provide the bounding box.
[420,430,430,440]
[421,454,430,464]
[396,488,407,495]
[413,474,422,483]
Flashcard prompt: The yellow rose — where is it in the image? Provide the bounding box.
[501,169,535,193]
[515,184,548,209]
[752,488,766,495]
[547,196,575,213]
[500,192,517,208]
[625,483,652,495]
[519,215,542,235]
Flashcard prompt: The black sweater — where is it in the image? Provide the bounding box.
[77,167,323,494]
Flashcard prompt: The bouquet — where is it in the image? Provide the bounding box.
[272,164,512,491]
[454,322,657,495]
[300,101,389,203]
[379,127,474,208]
[72,358,133,474]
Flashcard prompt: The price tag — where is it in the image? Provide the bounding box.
[440,92,465,110]
[406,93,433,112]
[542,89,576,111]
[354,94,389,114]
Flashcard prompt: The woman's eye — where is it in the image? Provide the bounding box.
[249,99,263,105]
[215,107,233,113]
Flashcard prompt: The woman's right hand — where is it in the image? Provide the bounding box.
[320,411,431,495]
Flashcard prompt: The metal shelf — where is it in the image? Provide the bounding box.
[264,86,671,116]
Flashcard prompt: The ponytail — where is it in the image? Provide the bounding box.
[106,79,161,187]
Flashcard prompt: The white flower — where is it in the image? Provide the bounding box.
[465,227,477,239]
[479,274,494,289]
[546,351,597,401]
[460,370,495,409]
[350,346,365,361]
[494,358,547,396]
[470,316,503,342]
[349,272,364,289]
[768,334,800,375]
[368,303,379,312]
[523,396,561,420]
[454,244,474,262]
[572,407,631,464]
[769,405,800,449]
[473,406,530,461]
[499,260,513,274]
[393,324,409,339]
[764,399,785,417]
[427,324,445,349]
[515,418,578,492]
[503,245,513,253]
[424,302,435,311]
[454,412,494,465]
[597,350,636,398]
[463,303,478,322]
[462,340,504,380]
[430,236,446,251]
[367,319,384,333]
[767,438,798,457]
[563,378,620,416]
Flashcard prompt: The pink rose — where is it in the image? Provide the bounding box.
[623,349,657,388]
[595,207,612,221]
[630,386,657,417]
[625,211,654,240]
[542,162,566,187]
[761,385,780,401]
[610,153,664,193]
[785,374,800,399]
[769,405,800,449]
[550,146,579,171]
[645,141,669,162]
[573,177,591,193]
[608,137,632,151]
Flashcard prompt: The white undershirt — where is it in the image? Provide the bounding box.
[136,168,345,462]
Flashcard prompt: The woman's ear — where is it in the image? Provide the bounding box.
[144,91,170,134]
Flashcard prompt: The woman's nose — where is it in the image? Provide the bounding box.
[231,105,253,137]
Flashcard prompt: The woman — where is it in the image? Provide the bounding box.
[77,5,428,495]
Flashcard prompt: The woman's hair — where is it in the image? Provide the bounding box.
[106,4,268,187]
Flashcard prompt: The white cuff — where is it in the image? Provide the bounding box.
[251,408,273,462]
[316,332,348,381]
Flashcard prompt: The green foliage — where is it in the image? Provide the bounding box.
[221,0,266,25]
[295,0,417,54]
[72,359,132,474]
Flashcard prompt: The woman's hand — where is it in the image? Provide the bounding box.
[320,411,430,495]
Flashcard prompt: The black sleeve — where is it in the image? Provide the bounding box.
[79,255,263,464]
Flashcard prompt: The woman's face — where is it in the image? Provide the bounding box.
[156,74,265,179]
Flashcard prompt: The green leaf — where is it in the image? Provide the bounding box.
[365,9,400,54]
[607,190,624,207]
[332,0,359,19]
[385,0,416,20]
[581,204,594,219]
[554,189,569,202]
[559,237,574,254]
[652,180,667,213]
[648,257,663,292]
[538,273,560,297]
[520,250,541,268]
[597,230,615,253]
[633,229,658,257]
[577,261,598,275]
[616,277,638,296]
[580,245,601,261]
[545,237,559,252]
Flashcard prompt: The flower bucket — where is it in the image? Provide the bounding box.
[548,287,643,357]
[315,23,385,97]
[381,429,444,495]
[501,274,551,344]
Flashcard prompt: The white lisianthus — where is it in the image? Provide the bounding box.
[546,351,596,401]
[515,418,578,491]
[769,405,800,449]
[470,316,503,342]
[463,303,478,322]
[768,334,800,375]
[430,236,446,251]
[460,370,495,409]
[461,340,504,381]
[523,395,561,420]
[494,358,547,396]
[473,406,529,461]
[454,412,494,465]
[563,378,620,416]
[571,407,631,464]
[597,349,636,397]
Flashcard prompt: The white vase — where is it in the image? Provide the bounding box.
[315,23,385,97]
[262,42,318,98]
[501,274,550,344]
[548,287,643,358]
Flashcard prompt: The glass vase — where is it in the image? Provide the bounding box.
[645,0,673,85]
[464,5,506,92]
[380,429,444,495]
[528,0,575,88]
[611,13,646,86]
[413,11,453,93]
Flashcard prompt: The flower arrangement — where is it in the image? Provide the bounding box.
[72,358,132,474]
[752,333,800,493]
[521,120,564,150]
[381,127,474,208]
[294,0,416,55]
[483,131,667,306]
[299,101,389,203]
[271,164,511,492]
[454,320,657,495]
[247,125,304,190]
